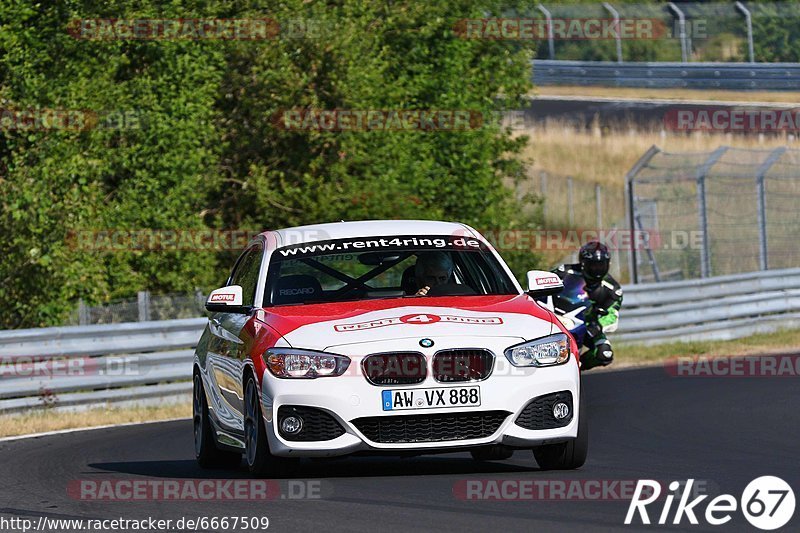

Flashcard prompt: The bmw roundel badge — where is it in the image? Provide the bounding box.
[419,338,434,348]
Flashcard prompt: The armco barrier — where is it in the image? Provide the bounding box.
[532,60,800,90]
[2,268,800,412]
[614,268,800,344]
[0,319,205,413]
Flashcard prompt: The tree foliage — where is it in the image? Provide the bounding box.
[0,0,541,328]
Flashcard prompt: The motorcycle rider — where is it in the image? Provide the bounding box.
[553,241,622,369]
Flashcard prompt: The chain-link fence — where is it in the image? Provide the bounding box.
[524,1,800,63]
[515,171,629,280]
[628,145,800,283]
[525,171,625,230]
[66,291,207,325]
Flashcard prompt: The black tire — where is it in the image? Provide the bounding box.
[244,375,298,477]
[470,445,514,461]
[193,373,242,469]
[532,388,588,470]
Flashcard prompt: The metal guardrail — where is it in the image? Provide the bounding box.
[532,60,800,90]
[0,319,205,413]
[614,268,800,344]
[2,268,800,412]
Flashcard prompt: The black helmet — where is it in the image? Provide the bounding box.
[579,241,610,283]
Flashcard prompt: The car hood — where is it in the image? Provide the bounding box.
[258,294,556,352]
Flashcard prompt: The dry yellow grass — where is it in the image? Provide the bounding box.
[536,86,800,105]
[0,401,190,438]
[613,328,800,368]
[519,122,795,187]
[509,123,795,272]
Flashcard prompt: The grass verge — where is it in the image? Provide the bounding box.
[0,401,190,439]
[613,328,800,369]
[518,121,794,188]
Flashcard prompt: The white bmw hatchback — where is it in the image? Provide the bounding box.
[193,220,586,476]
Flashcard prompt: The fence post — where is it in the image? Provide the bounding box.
[540,171,548,221]
[78,300,89,326]
[755,147,788,271]
[595,183,603,228]
[536,4,555,60]
[195,289,206,311]
[567,176,574,226]
[137,291,151,322]
[735,2,755,63]
[602,2,623,63]
[696,147,728,278]
[624,145,662,284]
[667,2,688,63]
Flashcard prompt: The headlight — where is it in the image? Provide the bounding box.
[264,348,350,378]
[504,333,571,367]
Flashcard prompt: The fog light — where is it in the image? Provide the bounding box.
[553,402,570,420]
[281,416,303,435]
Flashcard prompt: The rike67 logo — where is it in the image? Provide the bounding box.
[626,477,795,530]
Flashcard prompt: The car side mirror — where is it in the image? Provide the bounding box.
[205,285,252,314]
[525,270,564,298]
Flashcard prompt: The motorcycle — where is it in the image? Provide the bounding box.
[537,274,604,369]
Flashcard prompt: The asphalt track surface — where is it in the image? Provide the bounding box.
[521,97,795,131]
[1,364,798,533]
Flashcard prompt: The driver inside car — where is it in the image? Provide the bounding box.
[414,252,454,296]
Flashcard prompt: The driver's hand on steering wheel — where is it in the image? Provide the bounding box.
[415,286,430,296]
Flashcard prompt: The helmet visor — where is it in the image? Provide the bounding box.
[583,259,609,280]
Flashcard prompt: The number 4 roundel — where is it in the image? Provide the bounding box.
[400,313,441,324]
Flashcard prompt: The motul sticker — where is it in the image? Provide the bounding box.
[210,293,235,302]
[535,276,561,286]
[334,313,502,331]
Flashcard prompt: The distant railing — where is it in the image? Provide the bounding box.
[69,291,207,325]
[533,60,800,90]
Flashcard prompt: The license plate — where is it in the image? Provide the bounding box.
[381,386,481,411]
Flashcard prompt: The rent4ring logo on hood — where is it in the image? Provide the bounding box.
[334,313,503,332]
[625,477,795,530]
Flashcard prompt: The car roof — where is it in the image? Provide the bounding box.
[261,220,479,248]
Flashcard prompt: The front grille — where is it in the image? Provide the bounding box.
[352,410,510,443]
[515,391,574,430]
[432,349,494,382]
[277,405,346,441]
[362,352,427,385]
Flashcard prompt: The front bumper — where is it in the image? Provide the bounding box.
[260,343,580,457]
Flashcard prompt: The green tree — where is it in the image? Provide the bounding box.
[1,0,542,328]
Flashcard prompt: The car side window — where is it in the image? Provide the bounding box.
[229,244,263,306]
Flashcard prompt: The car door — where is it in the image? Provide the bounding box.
[206,243,264,436]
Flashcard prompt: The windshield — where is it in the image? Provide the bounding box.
[265,235,517,306]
